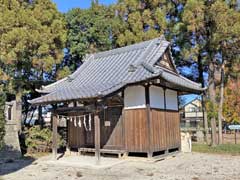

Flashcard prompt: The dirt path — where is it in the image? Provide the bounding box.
[1,153,240,180]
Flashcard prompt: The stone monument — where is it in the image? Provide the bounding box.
[0,101,22,159]
[181,132,192,153]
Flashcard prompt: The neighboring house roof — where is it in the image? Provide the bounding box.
[180,97,202,109]
[29,36,205,105]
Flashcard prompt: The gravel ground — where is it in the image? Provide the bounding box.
[1,152,240,180]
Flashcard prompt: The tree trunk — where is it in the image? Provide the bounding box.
[197,53,209,143]
[202,94,209,144]
[15,90,23,133]
[210,113,217,146]
[218,64,224,144]
[197,54,204,86]
[52,113,58,160]
[38,69,44,129]
[15,63,23,133]
[208,62,217,146]
[209,82,217,146]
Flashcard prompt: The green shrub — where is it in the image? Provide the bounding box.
[25,126,65,153]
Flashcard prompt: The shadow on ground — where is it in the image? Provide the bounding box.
[0,145,35,176]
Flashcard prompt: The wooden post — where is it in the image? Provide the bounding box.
[145,85,152,158]
[146,104,152,158]
[235,130,237,145]
[38,105,43,129]
[66,119,71,155]
[121,90,127,158]
[52,114,58,160]
[94,113,101,164]
[121,109,127,158]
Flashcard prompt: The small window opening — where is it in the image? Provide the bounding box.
[7,106,12,120]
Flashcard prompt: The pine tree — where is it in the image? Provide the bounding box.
[171,0,240,145]
[208,1,240,144]
[0,0,67,101]
[64,2,121,73]
[114,0,171,46]
[0,0,67,131]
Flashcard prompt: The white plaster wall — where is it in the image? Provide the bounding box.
[149,86,164,109]
[124,86,146,109]
[165,89,178,110]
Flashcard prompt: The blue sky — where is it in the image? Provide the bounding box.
[52,0,116,12]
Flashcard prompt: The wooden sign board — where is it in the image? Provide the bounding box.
[228,125,240,130]
[104,121,111,127]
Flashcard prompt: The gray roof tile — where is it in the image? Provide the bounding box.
[30,36,205,105]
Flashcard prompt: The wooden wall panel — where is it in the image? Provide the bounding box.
[100,107,123,150]
[150,109,167,151]
[67,107,124,150]
[67,112,86,148]
[124,108,148,152]
[165,111,181,149]
[67,108,180,152]
[150,109,180,152]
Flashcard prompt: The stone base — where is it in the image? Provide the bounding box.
[0,123,22,159]
[196,131,204,142]
[181,132,192,153]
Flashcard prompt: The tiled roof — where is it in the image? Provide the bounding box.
[30,36,205,105]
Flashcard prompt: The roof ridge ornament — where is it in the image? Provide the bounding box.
[156,35,164,45]
[133,38,156,66]
[141,62,156,74]
[128,37,162,73]
[67,76,74,82]
[128,64,137,72]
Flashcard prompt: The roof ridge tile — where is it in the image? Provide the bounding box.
[93,37,161,59]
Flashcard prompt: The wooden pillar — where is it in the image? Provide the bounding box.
[235,130,237,144]
[163,88,166,109]
[121,90,127,157]
[145,85,152,158]
[121,109,126,157]
[38,105,43,129]
[146,104,152,158]
[94,113,101,164]
[66,118,71,155]
[52,114,58,160]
